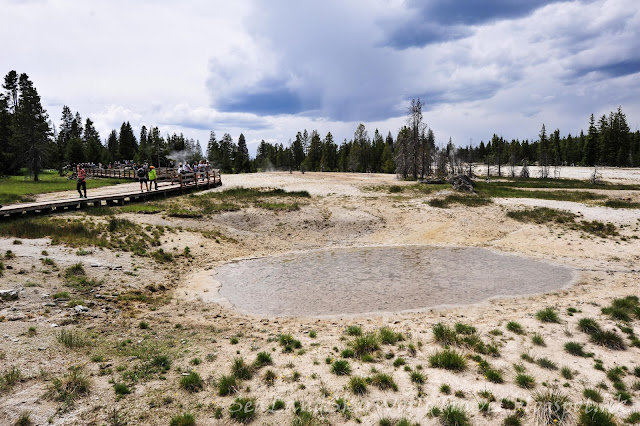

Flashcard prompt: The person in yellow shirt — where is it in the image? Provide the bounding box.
[148,166,158,190]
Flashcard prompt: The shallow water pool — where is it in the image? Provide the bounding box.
[215,246,574,317]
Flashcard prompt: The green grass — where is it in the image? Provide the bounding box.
[217,374,239,396]
[348,376,368,395]
[582,388,603,403]
[428,349,467,371]
[577,318,601,334]
[564,342,588,357]
[229,397,256,424]
[602,199,640,208]
[531,333,546,346]
[440,404,471,426]
[578,220,619,237]
[369,373,398,391]
[515,373,535,389]
[52,291,70,299]
[536,357,558,370]
[475,179,613,201]
[268,399,286,411]
[231,357,254,380]
[578,404,617,426]
[378,327,404,344]
[626,412,640,424]
[254,351,272,368]
[601,296,640,322]
[255,201,300,211]
[331,360,351,376]
[345,325,362,336]
[410,371,426,384]
[485,368,504,383]
[0,216,163,255]
[0,170,127,205]
[506,207,577,224]
[187,187,310,216]
[113,382,131,396]
[119,203,164,214]
[428,194,492,208]
[56,329,89,349]
[180,371,203,392]
[432,323,459,345]
[590,330,626,350]
[393,357,406,368]
[169,413,195,426]
[535,307,561,323]
[606,366,626,382]
[47,368,91,408]
[506,321,525,334]
[480,177,640,191]
[0,366,23,391]
[350,332,380,357]
[263,370,277,387]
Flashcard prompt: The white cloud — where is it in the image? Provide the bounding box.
[1,0,638,156]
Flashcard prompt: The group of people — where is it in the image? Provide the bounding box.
[74,163,160,198]
[177,160,212,174]
[72,160,215,198]
[136,164,158,192]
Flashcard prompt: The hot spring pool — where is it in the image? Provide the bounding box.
[214,246,574,317]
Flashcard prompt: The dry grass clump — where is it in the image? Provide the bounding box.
[47,368,92,409]
[532,388,574,425]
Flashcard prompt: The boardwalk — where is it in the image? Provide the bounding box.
[0,169,221,219]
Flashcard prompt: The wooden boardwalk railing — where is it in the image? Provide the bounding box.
[0,169,222,219]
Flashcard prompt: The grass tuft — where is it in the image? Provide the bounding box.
[349,376,368,395]
[429,348,467,371]
[532,388,574,425]
[229,397,256,424]
[590,330,626,350]
[180,371,203,392]
[440,404,471,426]
[535,307,561,323]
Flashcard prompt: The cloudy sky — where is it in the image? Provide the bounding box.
[3,0,640,155]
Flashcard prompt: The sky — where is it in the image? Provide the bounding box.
[2,0,640,156]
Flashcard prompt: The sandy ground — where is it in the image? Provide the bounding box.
[0,168,639,425]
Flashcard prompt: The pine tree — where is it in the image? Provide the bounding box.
[84,118,103,163]
[206,131,221,166]
[147,126,166,166]
[105,130,118,164]
[407,99,426,179]
[0,85,14,174]
[582,114,598,166]
[370,129,385,173]
[219,133,234,173]
[65,136,85,165]
[137,125,149,163]
[538,124,550,178]
[234,133,249,172]
[118,122,137,161]
[292,132,305,170]
[11,73,51,180]
[307,130,322,171]
[321,132,338,171]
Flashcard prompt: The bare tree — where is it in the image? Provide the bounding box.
[407,99,427,179]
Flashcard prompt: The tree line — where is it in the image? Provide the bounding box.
[2,69,640,181]
[0,70,205,179]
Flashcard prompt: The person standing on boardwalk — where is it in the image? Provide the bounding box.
[148,166,158,190]
[137,165,149,192]
[77,165,87,198]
